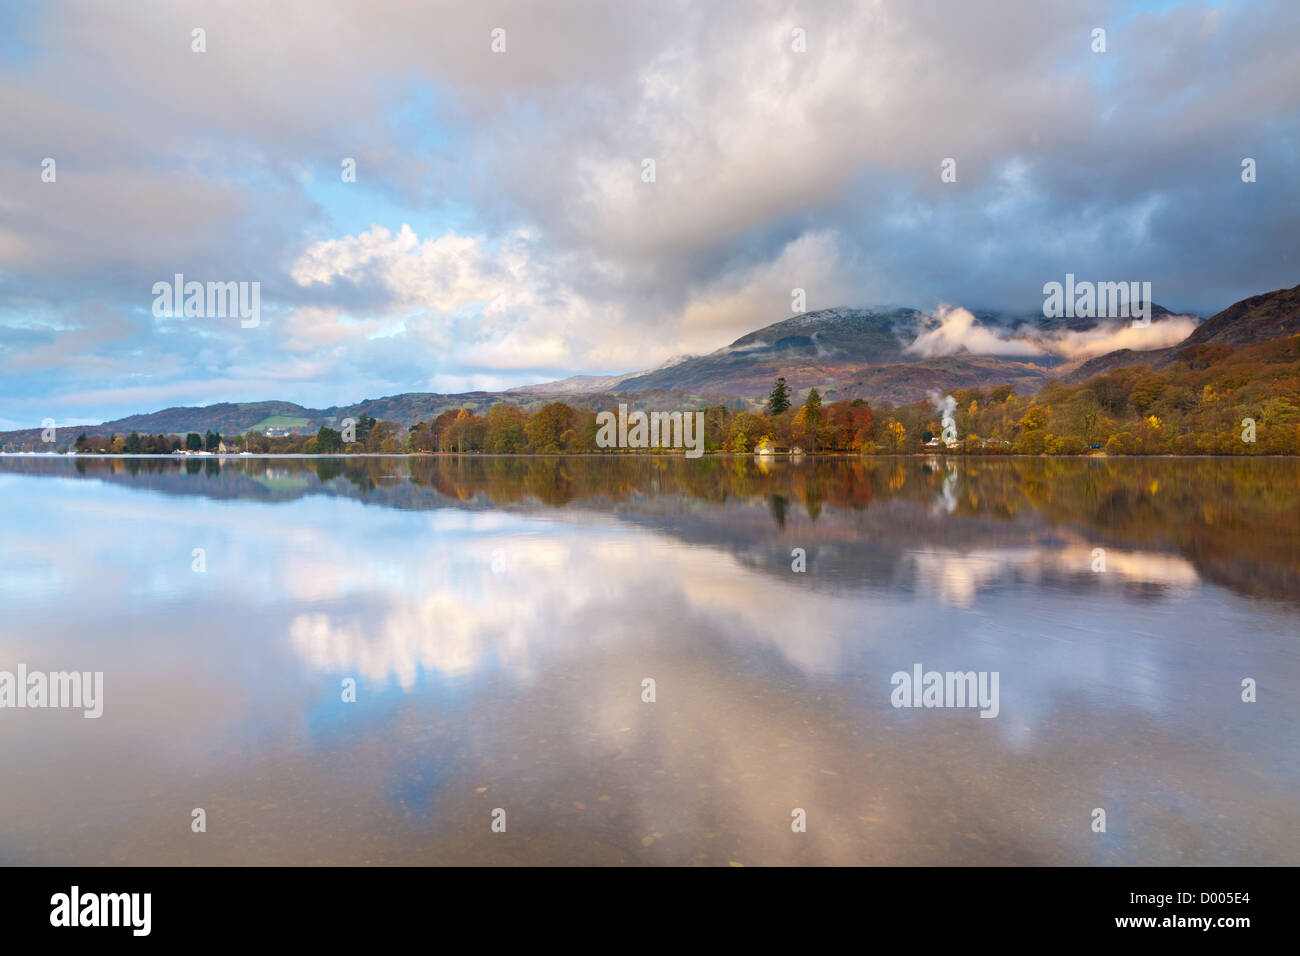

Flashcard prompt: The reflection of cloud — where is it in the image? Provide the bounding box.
[1057,546,1200,587]
[288,537,603,689]
[909,544,1200,608]
[279,518,1203,725]
[291,596,485,686]
[285,530,865,687]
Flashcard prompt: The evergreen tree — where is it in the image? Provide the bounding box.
[314,426,344,454]
[766,377,792,416]
[803,387,822,421]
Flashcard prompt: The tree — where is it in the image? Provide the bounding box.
[364,420,401,453]
[186,432,203,451]
[204,430,221,451]
[726,412,771,452]
[766,377,792,416]
[446,408,485,453]
[1018,406,1048,432]
[884,420,907,453]
[430,409,462,452]
[74,432,88,452]
[407,421,436,453]
[825,400,873,451]
[1130,378,1166,414]
[525,402,575,453]
[803,387,822,421]
[792,388,825,451]
[314,426,344,453]
[485,404,527,453]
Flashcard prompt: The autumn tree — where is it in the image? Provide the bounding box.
[791,388,825,451]
[825,399,874,451]
[485,404,527,453]
[883,419,906,453]
[727,412,771,452]
[525,402,575,453]
[431,409,461,452]
[446,409,484,452]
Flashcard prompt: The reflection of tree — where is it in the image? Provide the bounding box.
[7,455,1298,602]
[315,458,346,484]
[769,494,788,529]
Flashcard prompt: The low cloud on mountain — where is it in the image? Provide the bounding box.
[905,305,1201,361]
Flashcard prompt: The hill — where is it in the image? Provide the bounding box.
[9,282,1300,452]
[1177,284,1300,347]
[1064,284,1300,382]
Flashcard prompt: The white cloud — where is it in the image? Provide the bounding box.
[1046,315,1201,360]
[906,306,1044,358]
[905,304,1202,361]
[672,230,856,355]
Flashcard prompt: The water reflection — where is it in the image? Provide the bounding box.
[0,456,1296,865]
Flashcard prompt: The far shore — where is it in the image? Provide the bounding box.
[3,451,1297,460]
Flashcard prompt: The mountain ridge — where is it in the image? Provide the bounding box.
[5,282,1298,449]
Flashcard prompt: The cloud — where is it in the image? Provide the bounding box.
[291,225,500,313]
[1045,314,1201,360]
[905,304,1203,362]
[671,230,856,355]
[1,0,1299,421]
[906,306,1044,358]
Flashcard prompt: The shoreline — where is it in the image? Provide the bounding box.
[3,452,1298,461]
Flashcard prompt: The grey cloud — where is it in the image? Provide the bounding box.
[0,0,1297,423]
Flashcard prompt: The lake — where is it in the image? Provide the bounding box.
[0,455,1296,865]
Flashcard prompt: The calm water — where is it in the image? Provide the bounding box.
[1,455,1296,866]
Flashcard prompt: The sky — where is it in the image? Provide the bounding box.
[1,0,1298,427]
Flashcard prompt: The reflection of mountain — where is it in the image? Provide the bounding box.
[3,455,1296,605]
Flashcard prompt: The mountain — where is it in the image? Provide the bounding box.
[618,308,915,394]
[610,305,1194,398]
[1176,284,1300,347]
[506,373,633,395]
[612,306,1080,398]
[1065,284,1300,381]
[0,388,716,450]
[506,355,693,395]
[8,282,1300,450]
[1062,348,1172,383]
